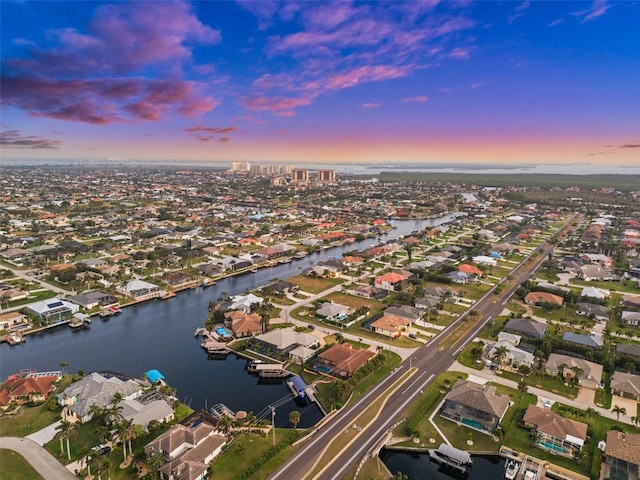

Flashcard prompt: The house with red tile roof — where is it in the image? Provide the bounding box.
[525,291,564,307]
[458,264,483,276]
[0,374,60,407]
[374,272,407,292]
[314,343,376,378]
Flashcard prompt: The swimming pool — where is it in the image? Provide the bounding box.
[215,326,231,337]
[538,441,567,454]
[313,365,332,374]
[462,418,485,430]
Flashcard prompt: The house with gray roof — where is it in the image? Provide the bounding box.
[251,328,319,362]
[611,371,640,401]
[316,302,350,321]
[57,372,143,423]
[618,343,640,359]
[576,302,610,321]
[602,431,640,480]
[439,379,510,434]
[562,332,604,349]
[622,311,640,327]
[546,353,603,389]
[383,305,422,322]
[504,318,547,339]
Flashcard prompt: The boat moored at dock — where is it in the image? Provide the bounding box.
[505,459,519,479]
[428,443,473,473]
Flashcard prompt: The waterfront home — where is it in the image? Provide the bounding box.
[545,353,603,389]
[229,293,263,313]
[224,311,262,337]
[144,422,226,480]
[370,315,411,338]
[522,405,587,456]
[313,343,375,379]
[0,373,61,408]
[67,290,118,310]
[439,379,510,434]
[602,431,640,480]
[0,311,27,330]
[57,372,143,423]
[26,298,79,323]
[120,392,174,430]
[610,371,640,401]
[117,279,161,301]
[504,318,547,339]
[251,328,319,362]
[524,291,564,307]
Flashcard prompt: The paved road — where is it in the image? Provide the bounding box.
[0,436,76,480]
[268,214,581,480]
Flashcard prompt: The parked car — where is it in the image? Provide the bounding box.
[91,445,111,456]
[408,333,417,339]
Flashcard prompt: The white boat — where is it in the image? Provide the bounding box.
[524,469,538,480]
[505,460,519,480]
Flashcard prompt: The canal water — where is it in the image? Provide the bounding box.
[380,448,506,480]
[1,215,464,427]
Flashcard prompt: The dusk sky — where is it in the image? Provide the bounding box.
[1,0,639,166]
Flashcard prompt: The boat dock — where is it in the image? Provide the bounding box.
[427,443,473,473]
[247,360,290,378]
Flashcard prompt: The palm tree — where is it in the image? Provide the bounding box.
[217,416,233,434]
[55,421,67,456]
[89,403,107,425]
[631,416,638,427]
[518,378,528,398]
[55,420,77,460]
[116,419,138,462]
[59,361,70,376]
[289,410,301,430]
[146,451,165,476]
[491,345,508,371]
[557,363,568,381]
[612,405,627,422]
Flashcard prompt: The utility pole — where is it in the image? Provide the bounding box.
[271,406,276,447]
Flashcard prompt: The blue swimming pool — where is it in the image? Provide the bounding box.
[538,441,567,454]
[461,418,485,430]
[313,365,332,374]
[215,326,231,336]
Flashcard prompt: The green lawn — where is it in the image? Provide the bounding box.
[0,448,44,480]
[0,377,72,437]
[286,275,344,294]
[499,370,576,398]
[570,278,639,295]
[322,291,385,314]
[456,342,485,370]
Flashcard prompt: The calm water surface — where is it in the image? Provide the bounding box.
[0,216,463,427]
[380,449,506,480]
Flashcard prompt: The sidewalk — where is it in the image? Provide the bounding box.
[0,437,76,480]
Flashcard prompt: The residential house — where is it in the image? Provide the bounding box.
[472,255,498,267]
[623,295,640,310]
[251,328,318,362]
[545,353,603,389]
[562,332,604,349]
[120,391,175,430]
[447,271,469,284]
[68,290,118,310]
[580,286,610,300]
[353,285,386,299]
[423,286,456,302]
[229,293,263,313]
[524,291,564,307]
[26,298,80,323]
[602,431,640,480]
[0,373,61,408]
[414,296,440,310]
[224,311,262,337]
[618,343,640,359]
[117,279,161,301]
[313,343,376,379]
[459,264,483,277]
[580,264,612,281]
[611,371,640,401]
[316,302,350,322]
[144,422,226,480]
[57,372,143,423]
[522,405,587,456]
[504,318,547,339]
[0,311,27,330]
[439,379,510,434]
[488,333,534,369]
[622,311,640,327]
[576,302,610,321]
[370,315,411,338]
[383,305,422,323]
[374,272,407,292]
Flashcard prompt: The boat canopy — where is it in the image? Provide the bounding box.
[290,375,307,393]
[437,443,472,464]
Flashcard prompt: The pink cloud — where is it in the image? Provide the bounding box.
[359,103,380,109]
[241,95,313,115]
[186,126,237,134]
[401,96,428,103]
[1,129,62,149]
[326,65,409,90]
[448,47,471,60]
[1,1,219,124]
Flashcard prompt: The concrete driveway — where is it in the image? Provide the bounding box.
[0,436,76,479]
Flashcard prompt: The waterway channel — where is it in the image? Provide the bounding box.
[1,214,464,428]
[380,448,506,480]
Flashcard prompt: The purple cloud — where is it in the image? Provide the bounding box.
[573,0,610,22]
[401,96,428,103]
[358,102,380,109]
[1,1,219,124]
[1,129,62,149]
